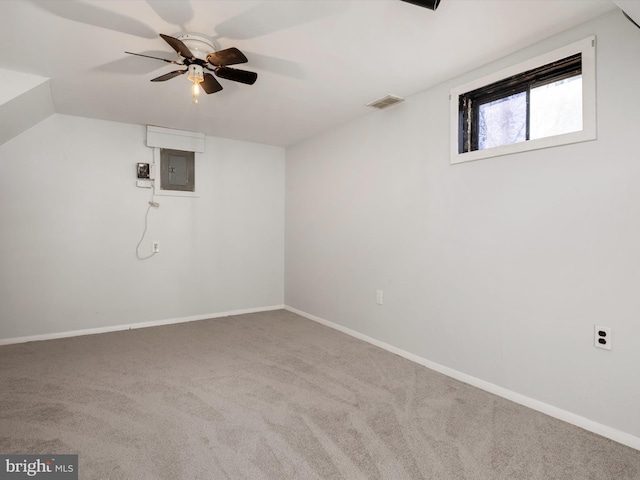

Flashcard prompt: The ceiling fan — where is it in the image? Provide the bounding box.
[125,33,257,103]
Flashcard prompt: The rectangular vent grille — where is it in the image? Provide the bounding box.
[367,94,405,109]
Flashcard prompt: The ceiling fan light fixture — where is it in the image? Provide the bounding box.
[187,64,204,104]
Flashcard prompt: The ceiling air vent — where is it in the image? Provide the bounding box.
[367,94,405,110]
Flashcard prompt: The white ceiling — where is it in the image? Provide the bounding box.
[0,1,629,147]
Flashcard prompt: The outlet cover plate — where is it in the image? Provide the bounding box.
[376,290,383,305]
[594,325,612,350]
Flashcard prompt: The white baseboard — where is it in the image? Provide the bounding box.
[284,305,640,452]
[0,305,285,346]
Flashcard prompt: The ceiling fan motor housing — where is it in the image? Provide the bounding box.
[177,34,215,61]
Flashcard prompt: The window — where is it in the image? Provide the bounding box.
[450,36,596,164]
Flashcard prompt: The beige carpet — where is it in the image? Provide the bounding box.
[1,309,638,479]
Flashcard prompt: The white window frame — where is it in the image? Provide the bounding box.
[450,36,596,164]
[145,126,204,198]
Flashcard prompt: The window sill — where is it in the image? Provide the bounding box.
[450,127,596,164]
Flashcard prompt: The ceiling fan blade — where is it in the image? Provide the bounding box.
[159,34,195,59]
[206,48,248,67]
[125,51,182,65]
[151,70,187,82]
[200,73,223,94]
[31,0,157,38]
[241,51,304,79]
[214,2,347,40]
[146,1,193,29]
[214,67,258,85]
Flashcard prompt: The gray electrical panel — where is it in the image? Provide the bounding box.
[160,149,195,192]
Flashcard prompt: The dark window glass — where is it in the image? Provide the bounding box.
[459,53,582,153]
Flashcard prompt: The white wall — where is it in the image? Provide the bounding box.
[0,114,284,340]
[285,10,640,441]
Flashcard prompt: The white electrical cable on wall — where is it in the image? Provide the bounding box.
[136,186,159,260]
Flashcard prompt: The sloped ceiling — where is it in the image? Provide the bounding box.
[0,69,54,145]
[614,1,640,26]
[0,1,623,147]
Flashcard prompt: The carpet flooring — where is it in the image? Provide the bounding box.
[1,309,639,479]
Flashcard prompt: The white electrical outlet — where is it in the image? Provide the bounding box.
[594,325,611,350]
[376,290,383,305]
[153,241,160,253]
